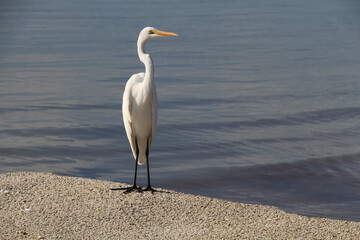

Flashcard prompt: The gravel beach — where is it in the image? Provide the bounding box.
[0,172,359,239]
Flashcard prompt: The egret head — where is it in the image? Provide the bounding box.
[139,27,178,41]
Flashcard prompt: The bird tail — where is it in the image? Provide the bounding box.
[137,153,147,165]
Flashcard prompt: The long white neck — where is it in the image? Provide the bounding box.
[137,36,154,87]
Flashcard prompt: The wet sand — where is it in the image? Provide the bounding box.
[1,172,359,239]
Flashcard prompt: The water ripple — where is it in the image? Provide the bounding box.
[0,125,123,140]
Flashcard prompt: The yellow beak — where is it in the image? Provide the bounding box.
[153,29,179,37]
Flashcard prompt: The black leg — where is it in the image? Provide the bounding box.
[143,138,157,193]
[132,145,139,187]
[111,137,142,193]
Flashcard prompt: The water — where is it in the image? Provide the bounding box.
[1,0,360,221]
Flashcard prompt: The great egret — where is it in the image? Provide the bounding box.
[113,27,178,193]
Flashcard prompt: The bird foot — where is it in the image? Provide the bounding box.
[111,185,143,194]
[143,186,159,194]
[111,185,168,194]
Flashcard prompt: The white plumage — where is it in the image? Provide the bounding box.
[120,27,178,193]
[123,71,157,165]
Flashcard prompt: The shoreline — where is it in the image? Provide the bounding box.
[1,172,359,239]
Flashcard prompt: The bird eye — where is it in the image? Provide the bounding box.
[149,30,155,35]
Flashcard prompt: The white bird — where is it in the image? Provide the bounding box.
[115,27,178,193]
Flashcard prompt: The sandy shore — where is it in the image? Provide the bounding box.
[0,172,359,239]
